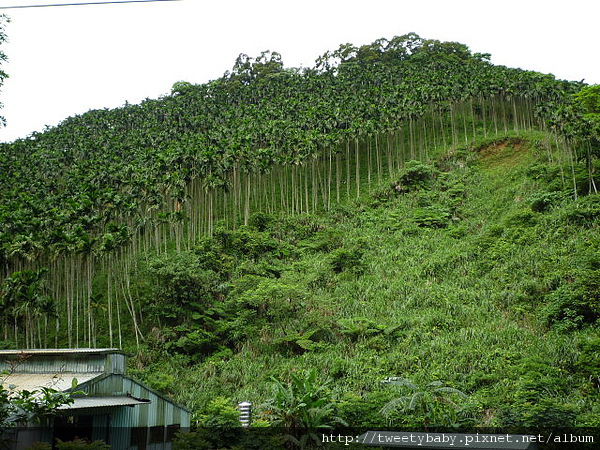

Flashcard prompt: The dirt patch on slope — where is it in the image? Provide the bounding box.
[475,138,530,170]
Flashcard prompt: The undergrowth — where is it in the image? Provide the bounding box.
[125,132,600,438]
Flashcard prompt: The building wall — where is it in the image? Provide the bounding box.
[55,407,186,450]
[78,374,189,429]
[71,374,190,450]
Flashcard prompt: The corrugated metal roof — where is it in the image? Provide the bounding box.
[57,395,151,410]
[0,348,123,356]
[1,373,101,393]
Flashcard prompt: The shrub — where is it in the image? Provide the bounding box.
[412,206,451,228]
[23,443,51,450]
[298,229,343,253]
[235,277,305,321]
[337,391,392,429]
[337,317,386,341]
[198,396,241,428]
[529,191,567,212]
[496,378,576,428]
[561,195,600,227]
[264,369,346,448]
[248,212,276,231]
[271,329,333,355]
[573,336,600,380]
[329,247,364,274]
[379,378,469,429]
[502,209,537,227]
[145,372,175,393]
[542,270,600,331]
[214,226,279,260]
[144,252,223,323]
[173,429,283,450]
[497,398,576,429]
[525,163,564,191]
[54,439,110,450]
[172,432,213,450]
[164,326,225,357]
[393,160,439,193]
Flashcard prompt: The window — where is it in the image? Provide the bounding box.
[166,424,180,442]
[130,426,147,447]
[149,426,165,444]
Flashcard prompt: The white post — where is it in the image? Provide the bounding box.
[238,401,252,428]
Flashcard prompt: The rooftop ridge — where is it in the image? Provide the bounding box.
[0,348,124,355]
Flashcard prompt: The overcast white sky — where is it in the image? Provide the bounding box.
[0,0,598,143]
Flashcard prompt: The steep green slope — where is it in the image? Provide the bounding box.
[0,33,588,349]
[1,32,599,444]
[126,132,600,437]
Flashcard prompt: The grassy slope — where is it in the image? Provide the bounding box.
[131,131,600,429]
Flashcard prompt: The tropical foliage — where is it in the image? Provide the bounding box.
[0,33,589,349]
[134,133,600,446]
[1,31,600,445]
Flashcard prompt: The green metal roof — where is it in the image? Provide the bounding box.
[0,348,124,356]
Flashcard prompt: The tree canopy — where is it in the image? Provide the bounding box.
[0,33,592,348]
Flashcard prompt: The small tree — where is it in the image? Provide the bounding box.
[380,377,468,429]
[265,369,346,449]
[1,269,55,348]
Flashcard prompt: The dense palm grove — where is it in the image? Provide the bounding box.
[0,33,588,348]
[2,30,600,444]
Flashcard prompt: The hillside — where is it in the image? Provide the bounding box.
[113,132,600,443]
[1,33,600,447]
[0,33,588,350]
